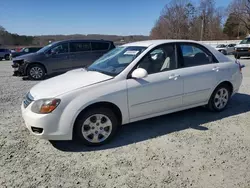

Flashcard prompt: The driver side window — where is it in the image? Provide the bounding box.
[49,43,69,54]
[137,44,176,75]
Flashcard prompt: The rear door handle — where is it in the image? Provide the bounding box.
[169,74,180,80]
[212,67,220,72]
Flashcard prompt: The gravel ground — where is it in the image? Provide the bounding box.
[0,57,250,188]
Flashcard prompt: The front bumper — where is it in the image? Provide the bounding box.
[21,102,71,140]
[233,50,250,56]
[12,61,26,76]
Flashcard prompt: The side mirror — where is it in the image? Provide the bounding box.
[131,68,148,79]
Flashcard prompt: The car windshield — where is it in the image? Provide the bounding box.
[36,43,55,53]
[87,46,146,76]
[240,38,250,44]
[216,44,226,48]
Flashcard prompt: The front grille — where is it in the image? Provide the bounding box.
[23,92,34,108]
[236,47,249,52]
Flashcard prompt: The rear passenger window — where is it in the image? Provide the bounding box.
[70,42,91,52]
[180,44,213,67]
[91,42,109,51]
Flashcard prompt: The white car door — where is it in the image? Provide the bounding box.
[126,43,184,121]
[178,43,219,106]
[226,44,235,54]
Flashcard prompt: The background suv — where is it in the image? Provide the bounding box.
[0,48,11,60]
[12,40,115,80]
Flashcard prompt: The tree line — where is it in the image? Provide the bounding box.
[150,0,250,40]
[1,0,250,47]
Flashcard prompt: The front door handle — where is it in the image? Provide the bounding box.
[212,67,220,72]
[169,74,180,80]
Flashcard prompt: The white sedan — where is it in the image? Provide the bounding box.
[21,40,244,146]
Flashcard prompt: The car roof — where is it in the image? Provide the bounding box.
[122,39,203,47]
[56,39,113,43]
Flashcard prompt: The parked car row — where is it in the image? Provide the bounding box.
[21,39,244,146]
[0,47,42,61]
[215,43,236,55]
[213,36,250,59]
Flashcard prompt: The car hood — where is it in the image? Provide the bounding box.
[235,44,250,48]
[13,52,38,61]
[29,69,113,99]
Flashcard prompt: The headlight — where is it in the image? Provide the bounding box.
[31,98,61,114]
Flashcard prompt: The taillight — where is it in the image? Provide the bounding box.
[235,60,245,73]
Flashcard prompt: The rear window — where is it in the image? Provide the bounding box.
[91,42,110,51]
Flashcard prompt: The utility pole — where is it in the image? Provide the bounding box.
[200,15,204,41]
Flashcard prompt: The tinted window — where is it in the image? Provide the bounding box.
[180,44,213,67]
[216,44,226,48]
[29,48,37,52]
[228,44,236,47]
[91,42,109,51]
[70,42,91,52]
[137,44,176,75]
[49,43,69,54]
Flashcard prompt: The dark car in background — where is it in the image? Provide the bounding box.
[0,48,11,60]
[11,47,42,58]
[12,39,115,80]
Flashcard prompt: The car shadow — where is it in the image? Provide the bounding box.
[50,93,250,152]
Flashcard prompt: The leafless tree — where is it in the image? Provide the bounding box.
[229,0,250,33]
[150,0,226,40]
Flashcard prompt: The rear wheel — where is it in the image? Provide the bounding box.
[221,50,227,55]
[27,64,45,80]
[208,84,231,112]
[74,108,119,146]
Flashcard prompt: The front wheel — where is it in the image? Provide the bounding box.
[74,108,119,146]
[208,84,231,112]
[27,64,45,80]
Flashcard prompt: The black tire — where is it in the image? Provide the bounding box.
[27,64,45,80]
[4,54,10,60]
[222,50,227,55]
[0,57,3,61]
[234,54,240,59]
[208,84,231,112]
[74,107,119,146]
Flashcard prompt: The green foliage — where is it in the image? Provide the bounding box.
[223,13,246,39]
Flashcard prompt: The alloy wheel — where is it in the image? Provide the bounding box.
[81,114,113,144]
[214,88,229,110]
[29,67,43,79]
